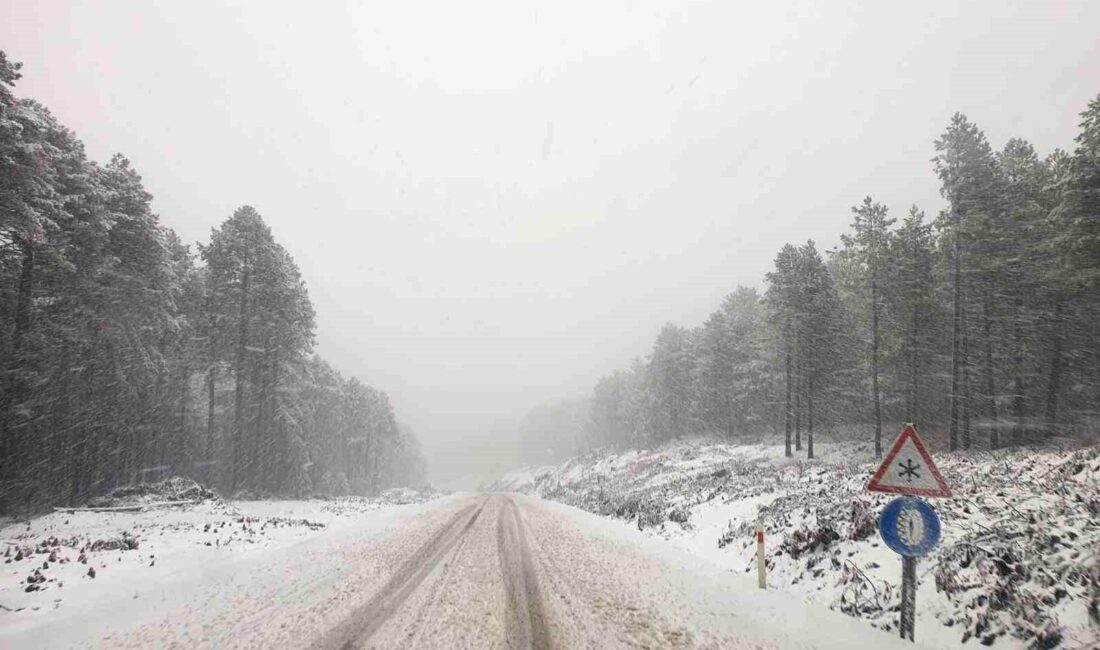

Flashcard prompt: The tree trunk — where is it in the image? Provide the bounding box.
[871,270,882,458]
[1010,295,1026,445]
[784,350,792,457]
[948,220,962,451]
[269,351,281,490]
[51,346,75,506]
[961,302,971,450]
[248,337,264,490]
[982,299,998,450]
[232,268,250,493]
[1,242,37,504]
[12,241,35,351]
[152,338,168,472]
[794,359,802,452]
[176,364,190,476]
[1044,301,1063,437]
[206,365,216,465]
[365,425,376,496]
[72,362,100,503]
[807,352,815,460]
[0,243,34,499]
[907,326,918,425]
[255,338,277,492]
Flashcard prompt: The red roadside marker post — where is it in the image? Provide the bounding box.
[756,525,766,589]
[868,424,951,643]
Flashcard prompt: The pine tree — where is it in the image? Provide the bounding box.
[839,197,895,457]
[1046,93,1100,434]
[1049,93,1100,292]
[796,240,844,459]
[935,113,1001,450]
[697,308,735,436]
[647,324,695,442]
[993,139,1058,444]
[766,245,800,458]
[722,287,767,437]
[0,51,421,511]
[883,206,939,428]
[200,207,315,493]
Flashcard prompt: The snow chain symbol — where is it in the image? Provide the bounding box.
[897,505,924,547]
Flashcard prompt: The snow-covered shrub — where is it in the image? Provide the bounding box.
[836,559,890,617]
[846,499,877,541]
[89,532,140,551]
[1089,559,1099,626]
[380,487,421,505]
[667,504,692,526]
[780,524,841,559]
[87,476,217,508]
[498,438,1100,648]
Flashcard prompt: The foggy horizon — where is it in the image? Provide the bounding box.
[4,0,1098,485]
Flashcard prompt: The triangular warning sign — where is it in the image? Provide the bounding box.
[867,424,951,497]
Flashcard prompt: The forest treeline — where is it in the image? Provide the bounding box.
[520,93,1100,465]
[0,52,426,513]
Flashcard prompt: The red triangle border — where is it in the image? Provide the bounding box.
[867,424,952,497]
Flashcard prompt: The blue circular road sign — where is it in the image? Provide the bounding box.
[878,497,941,556]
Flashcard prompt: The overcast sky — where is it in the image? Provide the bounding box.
[3,0,1098,483]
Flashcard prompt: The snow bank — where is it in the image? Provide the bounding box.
[493,438,1100,649]
[0,490,442,623]
[82,476,218,509]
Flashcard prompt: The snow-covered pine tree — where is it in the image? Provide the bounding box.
[795,240,846,460]
[839,197,895,458]
[934,114,1001,450]
[766,244,801,457]
[883,206,940,430]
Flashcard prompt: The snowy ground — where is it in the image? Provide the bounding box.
[2,450,1095,649]
[493,436,1100,649]
[1,485,937,648]
[0,490,448,647]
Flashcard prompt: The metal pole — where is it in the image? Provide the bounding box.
[900,556,916,642]
[756,525,766,589]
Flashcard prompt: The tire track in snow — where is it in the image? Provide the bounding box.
[498,495,550,649]
[400,503,482,649]
[514,496,695,649]
[319,497,488,649]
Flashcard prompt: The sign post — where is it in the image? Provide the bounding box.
[756,524,766,589]
[900,556,916,641]
[868,424,950,643]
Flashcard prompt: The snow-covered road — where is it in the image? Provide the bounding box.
[2,494,929,649]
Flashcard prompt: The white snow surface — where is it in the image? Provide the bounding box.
[2,441,1096,649]
[1,487,939,649]
[493,437,1100,649]
[0,493,451,647]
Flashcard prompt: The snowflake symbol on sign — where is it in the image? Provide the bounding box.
[898,459,921,482]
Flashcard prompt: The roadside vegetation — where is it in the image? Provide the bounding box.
[496,435,1099,648]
